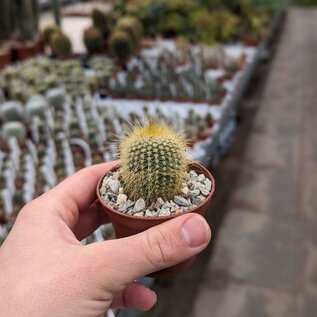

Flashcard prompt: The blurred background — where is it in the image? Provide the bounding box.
[1,0,316,316]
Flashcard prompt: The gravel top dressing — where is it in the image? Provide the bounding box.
[99,169,213,217]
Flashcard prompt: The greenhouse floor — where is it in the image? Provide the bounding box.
[191,7,317,317]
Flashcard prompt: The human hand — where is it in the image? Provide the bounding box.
[0,162,211,317]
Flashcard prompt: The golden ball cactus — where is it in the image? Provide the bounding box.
[120,121,188,203]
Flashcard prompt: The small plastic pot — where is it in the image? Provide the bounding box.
[96,162,215,278]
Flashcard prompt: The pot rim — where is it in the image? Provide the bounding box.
[96,162,215,221]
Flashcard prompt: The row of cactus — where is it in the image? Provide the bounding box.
[83,7,144,61]
[0,56,115,101]
[0,0,40,46]
[0,92,215,225]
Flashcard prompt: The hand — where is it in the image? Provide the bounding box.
[0,162,211,317]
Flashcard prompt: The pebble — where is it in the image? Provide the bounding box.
[108,179,120,194]
[173,196,191,207]
[118,200,135,212]
[181,187,189,195]
[205,178,212,192]
[200,187,210,196]
[134,212,144,217]
[145,209,158,217]
[162,202,172,209]
[154,197,164,209]
[190,170,198,177]
[100,169,212,218]
[134,198,146,211]
[117,194,127,206]
[191,197,202,205]
[159,209,171,217]
[188,189,200,197]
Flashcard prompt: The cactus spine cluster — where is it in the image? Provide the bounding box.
[109,30,134,61]
[120,121,188,203]
[83,26,103,54]
[92,8,112,39]
[51,31,72,58]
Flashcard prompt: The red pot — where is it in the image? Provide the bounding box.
[15,41,38,61]
[0,47,12,70]
[97,162,215,278]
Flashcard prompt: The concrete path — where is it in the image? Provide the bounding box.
[192,8,317,317]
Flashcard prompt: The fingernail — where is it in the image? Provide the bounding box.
[182,215,209,248]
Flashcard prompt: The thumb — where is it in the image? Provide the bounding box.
[85,213,211,288]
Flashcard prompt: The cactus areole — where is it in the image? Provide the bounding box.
[120,121,188,203]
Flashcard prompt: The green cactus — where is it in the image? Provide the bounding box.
[0,101,24,122]
[42,24,60,45]
[46,88,66,109]
[51,31,72,58]
[92,8,112,39]
[116,16,143,50]
[15,0,36,42]
[0,0,14,45]
[26,95,48,120]
[120,121,188,203]
[1,121,26,144]
[109,30,134,62]
[83,26,103,54]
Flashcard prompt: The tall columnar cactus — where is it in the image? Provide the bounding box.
[0,0,14,45]
[51,31,72,58]
[83,26,103,54]
[52,0,61,26]
[109,30,134,61]
[120,121,188,203]
[15,0,36,42]
[92,8,112,39]
[116,16,143,50]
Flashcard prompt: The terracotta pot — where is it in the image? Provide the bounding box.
[15,41,38,61]
[0,47,12,70]
[97,162,215,278]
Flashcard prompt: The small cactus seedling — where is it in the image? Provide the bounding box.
[0,101,24,122]
[120,121,188,203]
[51,31,72,58]
[26,95,48,120]
[1,121,26,144]
[46,88,66,109]
[83,26,103,54]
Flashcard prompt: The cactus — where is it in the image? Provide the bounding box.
[0,0,14,45]
[50,31,72,58]
[119,121,188,203]
[26,95,48,120]
[83,26,103,54]
[42,24,60,45]
[46,88,66,109]
[0,101,24,122]
[109,30,134,62]
[1,121,26,144]
[15,0,36,42]
[92,8,112,39]
[116,16,143,50]
[52,0,61,26]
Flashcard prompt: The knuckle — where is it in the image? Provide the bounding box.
[142,228,182,269]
